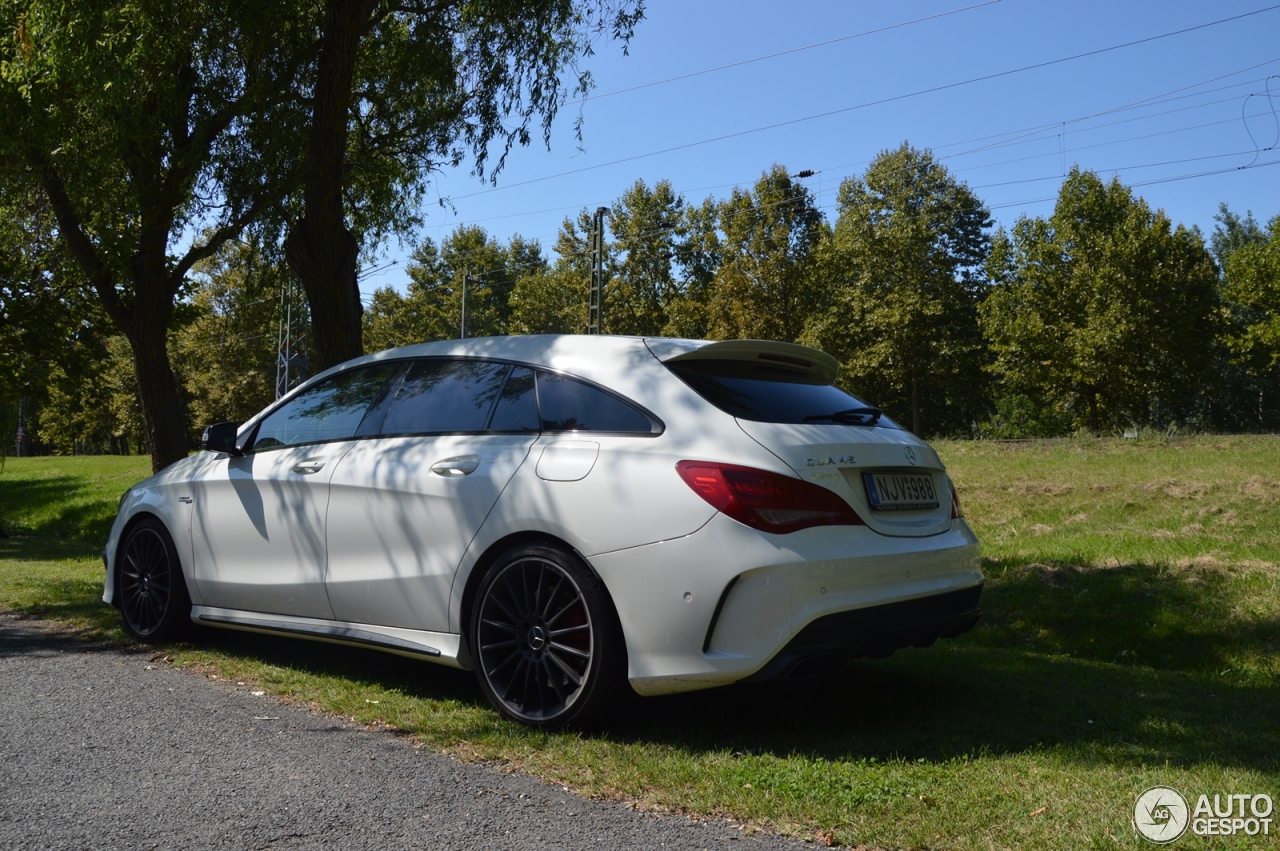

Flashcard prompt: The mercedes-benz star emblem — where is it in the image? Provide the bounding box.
[904,447,918,465]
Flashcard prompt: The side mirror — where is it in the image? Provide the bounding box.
[201,422,243,456]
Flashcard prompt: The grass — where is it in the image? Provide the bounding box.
[1,437,1278,849]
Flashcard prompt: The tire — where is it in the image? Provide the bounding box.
[470,544,626,729]
[117,517,192,642]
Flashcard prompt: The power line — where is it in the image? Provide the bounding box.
[447,5,1280,202]
[421,59,1280,248]
[566,0,1002,105]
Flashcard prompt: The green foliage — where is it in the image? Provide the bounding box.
[174,241,287,432]
[605,179,684,335]
[508,264,588,334]
[705,165,825,343]
[981,169,1221,434]
[803,144,991,436]
[37,336,145,456]
[1222,214,1280,373]
[364,226,549,349]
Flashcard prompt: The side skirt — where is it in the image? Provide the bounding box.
[190,606,471,669]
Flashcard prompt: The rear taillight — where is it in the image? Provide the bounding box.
[676,461,865,534]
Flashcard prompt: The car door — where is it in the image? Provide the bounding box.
[188,363,401,618]
[324,360,540,631]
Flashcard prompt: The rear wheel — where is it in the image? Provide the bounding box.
[471,544,625,728]
[118,517,191,642]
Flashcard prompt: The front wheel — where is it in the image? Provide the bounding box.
[117,517,191,642]
[470,544,626,729]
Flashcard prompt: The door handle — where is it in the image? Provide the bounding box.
[430,455,481,476]
[291,461,325,474]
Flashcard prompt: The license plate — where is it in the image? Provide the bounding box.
[863,472,939,511]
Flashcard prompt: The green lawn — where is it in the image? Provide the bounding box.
[1,438,1277,849]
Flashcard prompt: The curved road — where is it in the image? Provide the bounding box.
[0,612,803,850]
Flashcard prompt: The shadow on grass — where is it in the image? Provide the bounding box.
[5,548,1277,775]
[0,476,119,544]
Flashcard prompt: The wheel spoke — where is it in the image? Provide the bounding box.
[488,646,522,677]
[480,639,518,652]
[549,624,589,637]
[549,641,590,660]
[481,617,517,634]
[543,659,568,703]
[541,574,564,620]
[501,658,528,702]
[546,596,576,627]
[545,649,584,687]
[487,592,522,627]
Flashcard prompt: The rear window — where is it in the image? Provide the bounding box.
[536,372,657,433]
[667,359,894,427]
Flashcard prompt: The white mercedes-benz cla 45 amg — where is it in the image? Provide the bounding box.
[105,335,982,727]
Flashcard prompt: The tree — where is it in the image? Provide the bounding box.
[1221,213,1280,425]
[173,241,287,432]
[603,180,684,335]
[362,225,547,349]
[802,144,991,436]
[981,169,1220,433]
[706,165,825,343]
[662,196,722,339]
[284,0,643,370]
[1,0,310,470]
[1211,203,1267,269]
[508,264,588,334]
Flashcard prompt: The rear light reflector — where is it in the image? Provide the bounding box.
[950,482,964,519]
[676,461,865,534]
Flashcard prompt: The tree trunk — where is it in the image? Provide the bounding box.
[911,375,921,436]
[128,258,189,473]
[285,0,377,371]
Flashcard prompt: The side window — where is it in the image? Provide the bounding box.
[251,364,397,450]
[380,359,509,435]
[488,367,540,432]
[536,371,654,433]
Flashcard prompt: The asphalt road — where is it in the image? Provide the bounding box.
[0,612,804,850]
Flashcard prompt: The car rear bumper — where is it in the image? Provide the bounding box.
[739,583,981,682]
[589,512,982,696]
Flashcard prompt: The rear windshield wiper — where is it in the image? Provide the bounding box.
[802,406,883,425]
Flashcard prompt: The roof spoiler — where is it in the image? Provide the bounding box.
[657,339,840,383]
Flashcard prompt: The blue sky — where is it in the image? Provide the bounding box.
[361,0,1280,296]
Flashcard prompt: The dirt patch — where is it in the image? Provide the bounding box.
[1239,475,1280,502]
[1180,523,1205,536]
[1007,482,1074,496]
[1143,480,1213,499]
[1176,555,1227,571]
[1063,513,1090,525]
[1030,523,1054,535]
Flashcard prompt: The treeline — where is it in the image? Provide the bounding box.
[5,143,1280,452]
[363,144,1280,437]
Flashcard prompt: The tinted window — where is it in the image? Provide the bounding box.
[668,360,895,427]
[380,359,509,435]
[488,367,540,432]
[536,371,653,433]
[252,364,397,450]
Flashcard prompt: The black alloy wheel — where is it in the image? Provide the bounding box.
[471,545,623,728]
[118,518,191,641]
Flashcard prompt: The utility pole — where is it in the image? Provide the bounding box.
[588,206,609,335]
[275,276,308,399]
[461,272,484,339]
